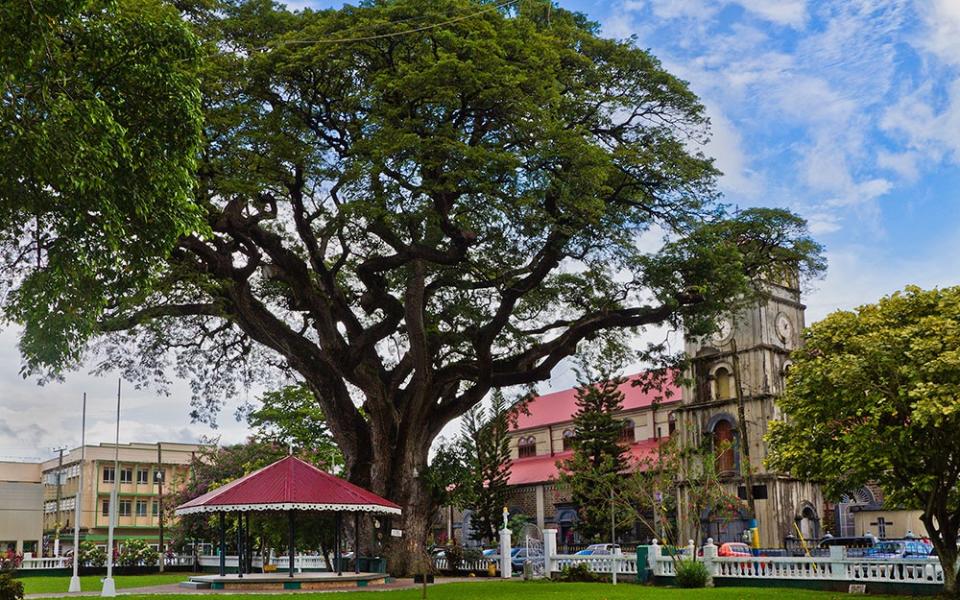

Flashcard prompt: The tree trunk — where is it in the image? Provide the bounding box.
[338,414,434,577]
[920,512,959,598]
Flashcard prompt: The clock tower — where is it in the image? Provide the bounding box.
[673,275,824,547]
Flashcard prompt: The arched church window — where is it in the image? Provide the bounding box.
[713,419,736,474]
[518,436,537,458]
[562,429,575,451]
[619,419,635,443]
[714,367,733,400]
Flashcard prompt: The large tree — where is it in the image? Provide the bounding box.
[767,286,960,597]
[3,0,823,568]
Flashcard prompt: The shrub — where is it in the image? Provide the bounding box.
[674,559,709,588]
[118,539,159,567]
[557,562,601,583]
[444,544,464,571]
[78,541,106,567]
[0,571,24,600]
[462,548,483,568]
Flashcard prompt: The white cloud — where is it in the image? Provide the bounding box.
[876,149,921,180]
[881,79,960,166]
[736,0,807,27]
[704,103,764,197]
[917,0,960,66]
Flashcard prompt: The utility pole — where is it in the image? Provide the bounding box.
[68,394,87,593]
[730,339,756,517]
[157,442,164,573]
[53,446,67,556]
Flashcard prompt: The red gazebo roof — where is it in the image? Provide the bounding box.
[175,455,401,516]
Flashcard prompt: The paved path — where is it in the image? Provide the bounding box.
[27,577,486,598]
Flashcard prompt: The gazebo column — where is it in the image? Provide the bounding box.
[218,511,226,577]
[287,510,295,579]
[335,512,342,576]
[354,512,360,574]
[236,513,243,578]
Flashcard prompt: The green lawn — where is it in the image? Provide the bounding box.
[19,573,190,595]
[27,579,909,599]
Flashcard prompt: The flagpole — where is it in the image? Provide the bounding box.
[68,393,86,593]
[101,380,121,597]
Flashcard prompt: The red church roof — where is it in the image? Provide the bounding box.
[175,455,401,516]
[510,371,681,432]
[507,438,666,486]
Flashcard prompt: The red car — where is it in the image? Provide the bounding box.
[718,542,753,557]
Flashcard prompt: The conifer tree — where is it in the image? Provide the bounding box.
[560,368,634,541]
[460,390,514,545]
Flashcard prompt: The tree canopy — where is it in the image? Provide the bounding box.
[0,0,204,372]
[2,0,824,563]
[767,286,960,595]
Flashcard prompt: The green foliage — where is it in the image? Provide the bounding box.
[766,285,960,594]
[559,365,633,541]
[0,572,23,600]
[556,562,602,583]
[460,391,515,545]
[0,0,204,375]
[118,539,159,567]
[78,541,106,567]
[674,559,709,588]
[247,384,341,469]
[508,514,532,543]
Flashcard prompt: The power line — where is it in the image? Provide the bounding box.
[264,0,520,48]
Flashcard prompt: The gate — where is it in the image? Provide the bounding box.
[522,523,545,577]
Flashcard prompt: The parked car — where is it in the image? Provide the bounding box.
[816,536,876,550]
[866,540,933,559]
[574,543,621,556]
[717,542,753,557]
[481,548,498,557]
[510,547,542,569]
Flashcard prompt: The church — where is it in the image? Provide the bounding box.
[441,276,919,548]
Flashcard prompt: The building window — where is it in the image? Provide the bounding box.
[137,469,149,484]
[119,499,132,517]
[102,499,110,516]
[136,500,148,517]
[119,468,133,484]
[562,430,575,451]
[152,501,159,516]
[713,419,736,474]
[714,367,732,400]
[103,467,115,483]
[668,412,677,436]
[518,436,537,458]
[44,501,57,514]
[618,419,635,443]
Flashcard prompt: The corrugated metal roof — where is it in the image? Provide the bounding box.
[175,455,401,515]
[508,439,667,486]
[510,371,681,431]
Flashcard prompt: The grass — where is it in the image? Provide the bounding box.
[25,579,909,599]
[18,573,191,595]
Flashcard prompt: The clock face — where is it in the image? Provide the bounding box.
[712,318,733,344]
[775,312,793,342]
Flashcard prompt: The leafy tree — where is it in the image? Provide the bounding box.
[560,367,634,541]
[459,390,514,545]
[767,286,960,596]
[4,0,824,568]
[247,384,341,470]
[0,0,204,372]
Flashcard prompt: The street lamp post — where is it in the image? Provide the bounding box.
[101,380,121,597]
[68,394,86,593]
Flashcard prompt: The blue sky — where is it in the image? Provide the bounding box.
[1,0,957,459]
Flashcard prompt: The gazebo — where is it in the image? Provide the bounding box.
[175,455,400,590]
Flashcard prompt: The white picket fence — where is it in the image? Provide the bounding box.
[18,557,71,570]
[650,539,947,587]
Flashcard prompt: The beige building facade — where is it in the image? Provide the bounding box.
[0,461,43,554]
[40,442,204,552]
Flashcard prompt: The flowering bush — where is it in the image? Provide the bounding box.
[118,539,159,567]
[78,541,106,567]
